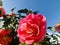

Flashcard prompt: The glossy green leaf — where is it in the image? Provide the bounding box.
[47,27,55,31]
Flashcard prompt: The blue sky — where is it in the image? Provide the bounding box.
[2,0,60,33]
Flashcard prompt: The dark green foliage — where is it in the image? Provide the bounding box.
[3,15,20,45]
[18,8,32,15]
[47,26,55,31]
[11,8,16,12]
[33,11,39,14]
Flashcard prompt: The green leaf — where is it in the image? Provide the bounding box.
[26,10,32,15]
[0,0,2,6]
[51,35,57,40]
[33,42,40,45]
[18,8,28,13]
[17,8,32,15]
[19,43,31,45]
[47,27,55,31]
[33,11,39,14]
[56,34,60,38]
[11,7,16,12]
[46,33,49,35]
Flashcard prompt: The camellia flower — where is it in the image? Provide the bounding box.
[55,23,60,32]
[17,13,46,44]
[0,6,6,17]
[0,29,12,45]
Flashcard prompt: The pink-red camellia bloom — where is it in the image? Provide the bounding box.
[0,29,12,45]
[55,23,60,32]
[0,7,6,17]
[17,13,46,44]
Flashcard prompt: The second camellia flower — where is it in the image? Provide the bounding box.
[0,29,12,45]
[55,23,60,33]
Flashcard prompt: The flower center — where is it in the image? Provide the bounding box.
[26,28,34,34]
